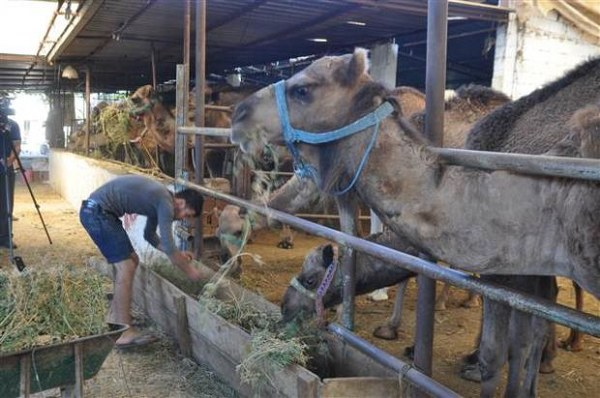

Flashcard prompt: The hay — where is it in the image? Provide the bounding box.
[97,103,131,156]
[236,328,308,395]
[0,266,109,354]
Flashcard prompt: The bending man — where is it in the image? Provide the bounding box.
[80,174,204,348]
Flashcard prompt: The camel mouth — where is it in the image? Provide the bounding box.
[231,125,270,156]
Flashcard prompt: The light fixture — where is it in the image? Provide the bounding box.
[61,65,79,80]
[346,20,366,26]
[307,38,328,43]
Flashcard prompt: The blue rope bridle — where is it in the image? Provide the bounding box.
[273,80,394,196]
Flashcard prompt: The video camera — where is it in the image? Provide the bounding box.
[0,97,14,134]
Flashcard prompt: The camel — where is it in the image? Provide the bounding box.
[230,49,600,397]
[128,84,240,177]
[230,48,600,295]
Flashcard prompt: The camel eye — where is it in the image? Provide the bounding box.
[290,85,310,100]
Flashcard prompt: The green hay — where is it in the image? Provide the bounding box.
[0,266,109,354]
[236,328,308,395]
[97,103,132,155]
[151,262,207,297]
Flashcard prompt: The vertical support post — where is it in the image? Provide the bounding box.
[151,42,157,89]
[19,355,31,397]
[74,342,84,397]
[175,65,188,181]
[368,42,398,235]
[194,0,206,258]
[84,67,91,155]
[174,295,193,358]
[413,0,448,382]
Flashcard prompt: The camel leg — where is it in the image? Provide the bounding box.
[335,195,359,329]
[521,276,555,397]
[479,297,510,398]
[505,308,532,398]
[559,282,584,352]
[539,278,559,374]
[521,315,549,398]
[461,290,481,308]
[373,280,409,340]
[539,323,557,374]
[435,282,450,311]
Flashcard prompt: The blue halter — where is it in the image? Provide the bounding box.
[273,80,394,195]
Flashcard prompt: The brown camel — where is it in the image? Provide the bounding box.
[230,49,600,397]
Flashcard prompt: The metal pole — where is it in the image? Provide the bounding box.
[328,324,461,398]
[414,0,448,379]
[193,0,206,257]
[175,65,186,181]
[151,42,157,89]
[84,66,91,154]
[176,178,600,337]
[432,147,600,182]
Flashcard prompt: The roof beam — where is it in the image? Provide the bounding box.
[217,3,362,53]
[47,0,105,63]
[0,54,46,63]
[207,0,270,32]
[349,0,512,22]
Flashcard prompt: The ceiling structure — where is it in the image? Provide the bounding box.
[0,0,512,93]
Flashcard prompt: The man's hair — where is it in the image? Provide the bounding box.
[175,188,204,216]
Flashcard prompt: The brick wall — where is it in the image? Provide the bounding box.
[492,1,600,99]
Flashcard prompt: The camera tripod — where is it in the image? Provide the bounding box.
[1,132,52,271]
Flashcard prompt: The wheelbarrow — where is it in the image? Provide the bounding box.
[0,323,128,398]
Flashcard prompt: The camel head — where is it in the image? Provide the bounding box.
[128,84,157,117]
[215,205,251,262]
[280,243,341,323]
[230,48,387,159]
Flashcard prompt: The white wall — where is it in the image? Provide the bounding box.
[493,1,600,99]
[49,149,171,265]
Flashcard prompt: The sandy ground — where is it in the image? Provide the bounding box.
[236,228,600,398]
[3,178,599,397]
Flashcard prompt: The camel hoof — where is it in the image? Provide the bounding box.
[367,289,389,302]
[459,364,482,383]
[558,339,583,352]
[373,325,398,340]
[460,296,481,308]
[276,240,294,249]
[538,361,555,374]
[462,349,479,365]
[434,301,447,311]
[403,345,414,360]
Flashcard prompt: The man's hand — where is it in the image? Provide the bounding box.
[169,250,201,281]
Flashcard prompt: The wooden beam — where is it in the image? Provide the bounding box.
[207,0,270,32]
[47,0,105,63]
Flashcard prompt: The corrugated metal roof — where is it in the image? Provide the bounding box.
[0,0,511,92]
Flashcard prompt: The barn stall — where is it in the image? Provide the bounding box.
[1,0,600,398]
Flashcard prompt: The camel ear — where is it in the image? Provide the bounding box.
[336,48,369,87]
[322,244,334,267]
[385,95,404,116]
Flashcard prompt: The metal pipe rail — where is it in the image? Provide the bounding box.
[176,126,600,182]
[205,104,232,112]
[178,126,230,137]
[432,148,600,182]
[328,324,461,398]
[178,178,600,337]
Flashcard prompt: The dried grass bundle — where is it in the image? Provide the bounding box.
[236,328,308,395]
[97,103,132,155]
[0,266,109,354]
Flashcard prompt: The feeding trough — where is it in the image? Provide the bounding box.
[0,323,128,398]
[90,258,407,398]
